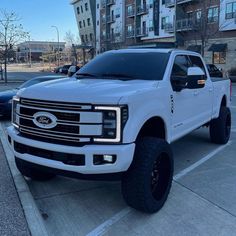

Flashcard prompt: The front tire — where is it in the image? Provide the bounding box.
[121,137,173,213]
[15,158,55,181]
[210,107,231,144]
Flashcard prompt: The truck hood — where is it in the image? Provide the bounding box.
[17,78,158,104]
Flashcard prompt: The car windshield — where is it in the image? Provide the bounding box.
[76,51,170,81]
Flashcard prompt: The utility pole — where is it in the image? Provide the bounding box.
[51,25,60,67]
[27,34,32,67]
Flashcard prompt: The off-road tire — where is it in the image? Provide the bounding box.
[121,137,173,213]
[15,158,55,181]
[210,107,231,144]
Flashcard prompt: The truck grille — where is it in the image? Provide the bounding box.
[17,98,103,145]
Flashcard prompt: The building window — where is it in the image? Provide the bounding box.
[81,5,83,13]
[207,7,218,23]
[161,16,169,29]
[90,33,93,41]
[87,18,91,26]
[85,3,88,11]
[77,7,80,14]
[225,2,236,19]
[149,20,154,31]
[97,20,99,25]
[85,34,88,42]
[97,3,99,8]
[213,52,226,64]
[79,21,82,28]
[127,5,133,16]
[83,20,85,27]
[195,10,202,23]
[81,35,85,43]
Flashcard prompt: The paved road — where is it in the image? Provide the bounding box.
[0,84,236,236]
[0,140,30,236]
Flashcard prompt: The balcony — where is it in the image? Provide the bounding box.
[136,4,148,15]
[176,18,195,31]
[164,23,174,33]
[107,0,115,6]
[136,27,148,37]
[165,0,175,7]
[107,15,115,23]
[177,0,197,5]
[127,7,135,17]
[126,29,135,38]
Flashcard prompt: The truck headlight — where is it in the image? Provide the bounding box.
[12,96,20,129]
[94,106,128,143]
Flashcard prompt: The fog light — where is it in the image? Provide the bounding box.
[93,154,117,165]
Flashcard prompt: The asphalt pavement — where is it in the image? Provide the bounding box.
[0,141,30,236]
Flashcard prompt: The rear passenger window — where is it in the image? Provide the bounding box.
[171,55,190,78]
[189,56,207,78]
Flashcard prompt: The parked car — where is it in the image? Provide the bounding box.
[0,75,65,117]
[53,66,62,73]
[67,65,80,77]
[59,64,72,74]
[8,49,231,213]
[207,64,223,77]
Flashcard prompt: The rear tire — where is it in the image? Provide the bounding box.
[210,107,231,144]
[121,137,173,213]
[15,158,55,181]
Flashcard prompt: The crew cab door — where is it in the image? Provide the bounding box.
[170,55,212,141]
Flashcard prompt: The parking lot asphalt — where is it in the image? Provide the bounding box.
[0,84,236,236]
[0,140,30,236]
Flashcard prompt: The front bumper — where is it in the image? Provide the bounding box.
[7,126,135,175]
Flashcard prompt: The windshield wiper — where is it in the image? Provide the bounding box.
[75,72,98,78]
[100,73,136,80]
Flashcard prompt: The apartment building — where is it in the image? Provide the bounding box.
[71,0,96,47]
[175,0,236,70]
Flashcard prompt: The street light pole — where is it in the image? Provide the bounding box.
[51,25,60,67]
[27,33,32,67]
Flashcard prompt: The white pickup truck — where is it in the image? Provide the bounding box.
[8,49,231,213]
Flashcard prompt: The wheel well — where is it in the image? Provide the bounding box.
[137,117,166,141]
[221,95,227,107]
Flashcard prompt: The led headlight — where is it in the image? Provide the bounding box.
[12,96,20,129]
[94,106,128,143]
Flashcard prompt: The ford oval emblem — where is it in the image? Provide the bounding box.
[33,112,57,129]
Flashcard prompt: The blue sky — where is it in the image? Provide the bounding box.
[1,0,79,42]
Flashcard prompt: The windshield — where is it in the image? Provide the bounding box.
[76,51,170,80]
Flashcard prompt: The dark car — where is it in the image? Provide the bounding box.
[0,75,65,118]
[206,64,223,78]
[59,64,72,74]
[53,66,63,73]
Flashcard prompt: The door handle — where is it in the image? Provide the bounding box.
[209,88,213,92]
[194,91,199,96]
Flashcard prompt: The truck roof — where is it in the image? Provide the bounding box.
[107,48,201,56]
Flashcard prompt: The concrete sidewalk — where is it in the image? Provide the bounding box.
[0,141,30,236]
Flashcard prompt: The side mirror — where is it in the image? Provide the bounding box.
[187,67,206,89]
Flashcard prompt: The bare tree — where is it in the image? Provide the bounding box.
[0,9,27,83]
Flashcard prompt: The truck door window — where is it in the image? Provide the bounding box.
[171,55,190,78]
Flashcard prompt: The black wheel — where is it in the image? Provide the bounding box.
[121,137,173,213]
[210,107,231,144]
[15,158,55,181]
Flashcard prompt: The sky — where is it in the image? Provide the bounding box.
[1,0,79,42]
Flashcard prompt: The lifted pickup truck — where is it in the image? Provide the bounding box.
[8,49,231,213]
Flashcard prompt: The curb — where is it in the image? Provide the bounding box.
[0,123,48,236]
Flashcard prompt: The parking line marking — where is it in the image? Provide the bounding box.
[86,207,131,236]
[174,141,232,181]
